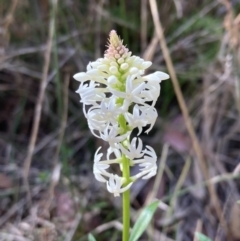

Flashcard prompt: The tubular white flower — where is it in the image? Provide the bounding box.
[74,30,169,196]
[131,145,158,180]
[119,137,144,159]
[100,98,123,124]
[76,81,107,106]
[93,147,121,182]
[137,163,157,179]
[140,106,158,134]
[100,125,131,147]
[143,71,170,82]
[107,174,133,197]
[132,145,157,164]
[107,146,122,160]
[86,107,108,132]
[86,97,122,134]
[109,75,146,110]
[93,147,110,182]
[124,105,148,135]
[140,82,160,106]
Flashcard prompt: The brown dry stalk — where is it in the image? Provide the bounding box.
[149,0,228,234]
[94,220,123,233]
[43,73,70,214]
[0,0,19,64]
[53,73,70,166]
[143,32,158,62]
[2,0,19,30]
[168,156,191,216]
[23,0,58,203]
[141,0,148,52]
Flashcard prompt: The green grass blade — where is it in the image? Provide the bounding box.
[195,232,212,241]
[129,200,159,241]
[88,233,97,241]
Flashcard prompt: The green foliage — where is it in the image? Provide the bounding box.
[88,233,97,241]
[129,200,159,241]
[37,171,50,183]
[195,232,213,241]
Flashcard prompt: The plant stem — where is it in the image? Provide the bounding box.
[122,154,130,241]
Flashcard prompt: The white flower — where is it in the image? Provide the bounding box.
[107,174,132,197]
[110,75,146,110]
[93,147,121,182]
[100,125,131,147]
[140,106,158,134]
[76,81,106,106]
[132,145,157,164]
[119,137,144,160]
[138,162,157,179]
[140,82,160,106]
[86,97,122,133]
[143,71,169,82]
[107,146,122,160]
[86,107,108,133]
[93,147,110,182]
[124,105,148,135]
[132,146,157,180]
[99,98,122,124]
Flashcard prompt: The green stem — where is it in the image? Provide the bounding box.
[118,112,131,241]
[122,154,130,241]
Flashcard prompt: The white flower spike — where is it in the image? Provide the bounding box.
[74,30,169,196]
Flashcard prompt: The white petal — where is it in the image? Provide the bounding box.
[141,61,152,69]
[94,173,108,182]
[73,72,90,82]
[108,76,118,84]
[106,174,133,197]
[144,71,169,82]
[129,67,139,74]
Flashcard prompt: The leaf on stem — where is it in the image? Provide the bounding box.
[195,232,213,241]
[88,233,97,241]
[129,200,159,241]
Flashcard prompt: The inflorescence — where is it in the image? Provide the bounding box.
[74,30,169,196]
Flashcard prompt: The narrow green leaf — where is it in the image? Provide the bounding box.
[129,200,160,241]
[195,232,213,241]
[88,233,97,241]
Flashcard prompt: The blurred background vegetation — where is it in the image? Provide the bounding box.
[0,0,240,240]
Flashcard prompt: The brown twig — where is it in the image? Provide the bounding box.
[142,32,158,61]
[214,163,240,241]
[168,156,191,216]
[149,0,228,233]
[0,185,43,227]
[95,0,105,59]
[2,0,19,30]
[23,0,58,204]
[43,73,70,214]
[53,73,70,166]
[141,0,148,52]
[0,0,19,64]
[94,220,123,233]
